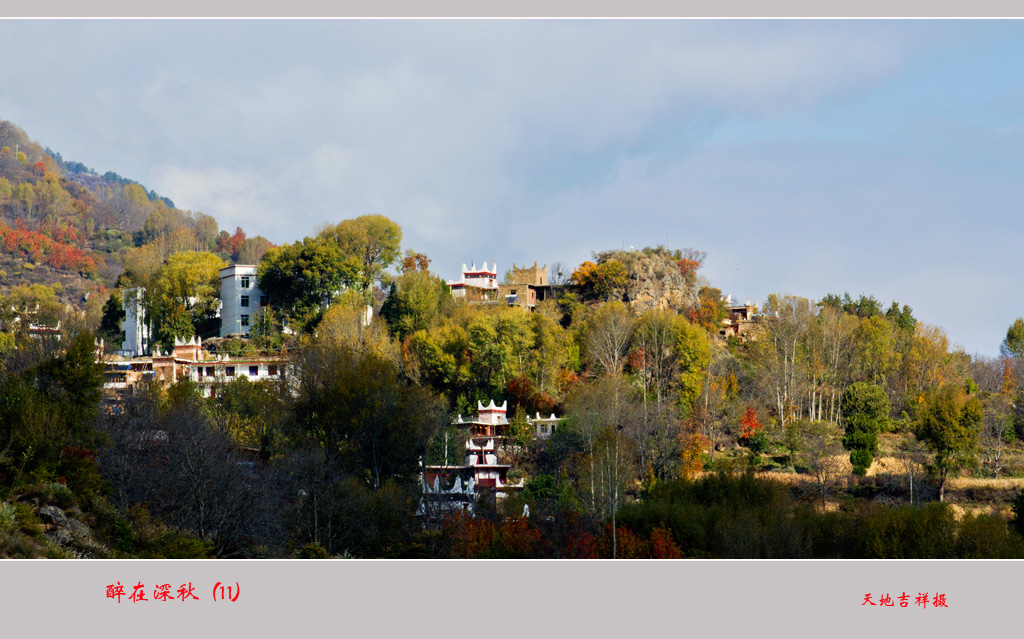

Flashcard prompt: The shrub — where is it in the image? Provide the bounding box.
[43,482,76,510]
[296,542,330,559]
[850,449,874,476]
[0,502,16,533]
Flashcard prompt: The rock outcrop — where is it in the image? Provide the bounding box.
[599,248,699,314]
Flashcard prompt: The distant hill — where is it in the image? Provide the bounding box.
[0,117,271,340]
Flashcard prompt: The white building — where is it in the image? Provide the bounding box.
[220,265,267,337]
[120,287,150,357]
[528,412,560,439]
[446,261,498,300]
[189,353,288,398]
[423,400,524,496]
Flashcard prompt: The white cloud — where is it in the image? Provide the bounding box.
[1,20,1017,353]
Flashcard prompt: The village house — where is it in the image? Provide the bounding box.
[720,299,759,341]
[110,262,284,393]
[102,335,288,397]
[419,399,525,518]
[117,263,270,359]
[446,261,499,302]
[528,411,560,439]
[447,260,555,309]
[419,401,562,520]
[496,262,552,309]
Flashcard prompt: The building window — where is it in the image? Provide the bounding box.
[197,368,203,377]
[249,365,259,376]
[241,315,250,327]
[260,296,268,307]
[241,295,250,307]
[241,276,251,289]
[226,366,235,377]
[268,365,278,376]
[206,367,215,377]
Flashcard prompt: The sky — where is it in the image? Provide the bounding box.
[0,19,1022,356]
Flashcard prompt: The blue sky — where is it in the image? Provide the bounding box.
[1,19,1022,356]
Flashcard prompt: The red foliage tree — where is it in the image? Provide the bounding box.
[649,526,683,558]
[0,221,99,277]
[506,375,558,418]
[217,227,246,261]
[676,248,707,278]
[739,406,762,439]
[446,513,541,558]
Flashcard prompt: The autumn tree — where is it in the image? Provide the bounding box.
[1002,318,1024,359]
[674,247,706,281]
[564,374,639,558]
[237,236,273,264]
[751,294,812,428]
[799,420,845,508]
[1004,357,1018,394]
[687,286,726,332]
[531,306,575,398]
[400,250,431,273]
[693,358,740,464]
[673,317,712,415]
[585,301,635,377]
[915,383,983,502]
[293,341,446,489]
[406,321,473,404]
[192,212,220,251]
[104,183,153,231]
[572,259,627,301]
[258,235,362,332]
[631,309,681,406]
[979,392,1013,479]
[122,243,165,287]
[853,315,899,390]
[217,227,247,261]
[379,269,451,341]
[902,324,955,400]
[148,251,227,345]
[317,295,397,362]
[318,215,402,290]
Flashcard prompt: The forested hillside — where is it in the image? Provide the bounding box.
[0,119,270,341]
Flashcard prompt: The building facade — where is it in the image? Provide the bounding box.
[102,335,288,398]
[420,400,527,519]
[220,265,267,337]
[496,261,551,309]
[120,287,150,358]
[446,261,499,302]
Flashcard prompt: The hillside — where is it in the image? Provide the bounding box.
[0,118,273,341]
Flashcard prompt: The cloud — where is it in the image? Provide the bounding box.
[0,20,1017,354]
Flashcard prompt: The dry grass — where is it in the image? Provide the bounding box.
[946,477,1024,490]
[752,472,814,486]
[948,503,1012,521]
[694,453,1024,517]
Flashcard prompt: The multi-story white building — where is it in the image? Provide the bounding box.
[120,287,150,357]
[220,265,267,337]
[421,400,525,501]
